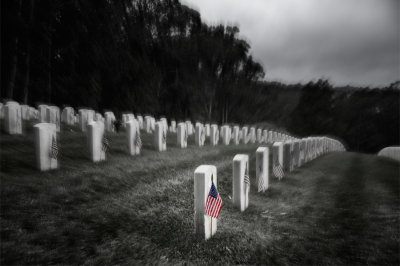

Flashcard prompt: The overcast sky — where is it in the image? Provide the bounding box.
[182,0,399,87]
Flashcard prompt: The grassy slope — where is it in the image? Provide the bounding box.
[1,123,399,265]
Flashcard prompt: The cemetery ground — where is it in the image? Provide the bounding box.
[1,123,399,265]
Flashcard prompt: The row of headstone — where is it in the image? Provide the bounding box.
[194,137,345,240]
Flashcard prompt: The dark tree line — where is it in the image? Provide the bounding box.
[289,80,399,153]
[1,0,398,153]
[1,0,263,123]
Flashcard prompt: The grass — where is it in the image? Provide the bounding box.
[1,122,399,265]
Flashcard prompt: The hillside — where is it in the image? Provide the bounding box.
[1,123,399,265]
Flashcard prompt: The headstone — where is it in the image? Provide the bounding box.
[256,147,269,192]
[210,124,219,146]
[20,105,29,120]
[256,128,263,143]
[272,142,284,167]
[87,120,106,162]
[79,109,95,132]
[34,123,58,171]
[150,117,156,131]
[221,125,231,145]
[154,122,167,151]
[46,106,60,132]
[242,127,249,144]
[283,142,292,172]
[38,104,48,122]
[232,154,250,211]
[144,116,152,133]
[293,140,300,168]
[126,119,141,155]
[4,101,22,134]
[61,107,75,125]
[249,127,256,143]
[170,120,176,133]
[263,130,268,144]
[137,115,144,129]
[177,123,187,148]
[205,124,210,136]
[186,120,193,135]
[104,111,116,132]
[232,126,240,145]
[194,165,218,240]
[195,123,206,147]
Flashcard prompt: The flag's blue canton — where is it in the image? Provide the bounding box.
[208,183,218,198]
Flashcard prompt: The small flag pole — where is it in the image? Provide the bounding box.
[210,173,213,235]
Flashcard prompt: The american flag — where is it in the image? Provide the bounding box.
[273,156,284,180]
[205,179,223,218]
[244,162,250,191]
[50,135,58,159]
[102,136,110,152]
[135,130,142,148]
[215,130,219,143]
[258,165,264,192]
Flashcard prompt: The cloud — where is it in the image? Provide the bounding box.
[182,0,399,87]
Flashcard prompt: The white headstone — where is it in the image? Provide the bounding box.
[256,128,263,143]
[273,142,284,167]
[232,126,240,145]
[104,111,116,132]
[249,127,256,143]
[79,109,95,132]
[126,119,141,155]
[144,116,152,133]
[283,142,292,172]
[242,127,249,144]
[177,123,187,148]
[38,104,48,122]
[210,124,219,146]
[170,120,176,133]
[34,123,58,171]
[205,124,210,136]
[186,120,193,135]
[221,125,231,145]
[20,105,29,120]
[195,124,206,147]
[194,165,218,240]
[4,101,22,134]
[154,122,167,151]
[233,154,249,211]
[87,121,106,162]
[256,147,269,192]
[137,115,144,129]
[46,106,60,132]
[61,107,75,125]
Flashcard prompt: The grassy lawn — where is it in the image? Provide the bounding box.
[1,123,399,265]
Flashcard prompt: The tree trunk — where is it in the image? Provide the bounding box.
[23,0,34,104]
[7,0,22,99]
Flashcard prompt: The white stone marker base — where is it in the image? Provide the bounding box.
[256,147,269,192]
[232,154,249,212]
[194,165,218,240]
[34,123,58,171]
